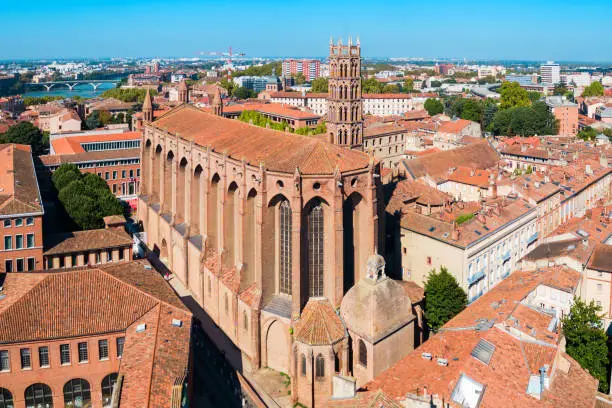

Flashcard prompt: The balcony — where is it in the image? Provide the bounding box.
[468,269,486,286]
[502,271,510,279]
[527,232,539,245]
[500,251,511,263]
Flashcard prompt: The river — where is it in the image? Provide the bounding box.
[23,82,118,99]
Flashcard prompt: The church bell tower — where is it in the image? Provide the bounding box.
[326,37,363,150]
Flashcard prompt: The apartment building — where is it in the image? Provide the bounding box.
[0,144,44,273]
[282,59,321,81]
[38,131,141,211]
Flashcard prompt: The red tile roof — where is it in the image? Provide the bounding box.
[51,131,141,154]
[0,261,189,344]
[294,298,345,346]
[0,144,43,216]
[151,104,371,175]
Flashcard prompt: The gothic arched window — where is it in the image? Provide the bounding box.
[308,201,324,298]
[243,311,249,332]
[300,354,307,376]
[315,354,325,378]
[359,339,367,367]
[279,200,292,295]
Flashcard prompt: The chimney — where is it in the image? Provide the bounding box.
[585,209,592,219]
[494,202,502,216]
[600,151,609,168]
[451,222,460,241]
[521,144,527,152]
[470,169,475,177]
[415,205,422,214]
[489,175,497,199]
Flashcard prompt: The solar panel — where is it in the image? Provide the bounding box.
[471,339,495,365]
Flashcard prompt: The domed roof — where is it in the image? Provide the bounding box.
[294,298,346,346]
[340,255,414,343]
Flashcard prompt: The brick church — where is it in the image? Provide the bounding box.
[138,39,422,407]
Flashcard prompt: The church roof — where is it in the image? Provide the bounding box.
[294,298,345,346]
[340,272,414,343]
[150,104,371,175]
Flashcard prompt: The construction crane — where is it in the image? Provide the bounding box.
[198,46,246,78]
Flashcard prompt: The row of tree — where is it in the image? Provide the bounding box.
[100,88,157,103]
[51,164,124,230]
[237,110,326,135]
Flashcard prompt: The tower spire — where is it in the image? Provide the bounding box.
[143,88,153,122]
[326,37,363,150]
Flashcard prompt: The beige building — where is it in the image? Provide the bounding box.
[388,193,538,302]
[363,123,408,168]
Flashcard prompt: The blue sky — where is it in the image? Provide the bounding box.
[1,0,610,61]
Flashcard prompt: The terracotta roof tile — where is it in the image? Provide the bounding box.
[294,298,345,346]
[151,105,370,175]
[44,228,133,255]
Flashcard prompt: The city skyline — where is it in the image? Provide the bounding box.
[2,0,611,61]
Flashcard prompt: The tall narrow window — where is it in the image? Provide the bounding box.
[20,348,31,369]
[116,337,125,358]
[39,346,49,367]
[60,344,70,364]
[0,351,9,372]
[315,354,325,378]
[279,200,292,295]
[98,339,109,360]
[300,354,306,376]
[308,202,324,298]
[358,339,367,367]
[78,342,88,362]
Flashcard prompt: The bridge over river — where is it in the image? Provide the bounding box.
[27,79,120,92]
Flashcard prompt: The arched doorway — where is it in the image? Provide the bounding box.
[101,373,118,407]
[63,378,91,408]
[0,388,13,408]
[24,383,53,408]
[266,320,288,373]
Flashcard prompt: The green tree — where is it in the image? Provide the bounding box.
[403,77,414,91]
[582,81,604,97]
[310,78,328,93]
[231,61,282,78]
[562,298,609,393]
[0,122,47,155]
[481,100,499,131]
[527,91,542,103]
[553,82,568,96]
[459,99,482,122]
[233,87,256,99]
[52,163,81,191]
[382,84,400,93]
[100,88,156,103]
[362,77,384,94]
[499,81,530,110]
[424,98,444,116]
[52,164,124,230]
[424,266,467,332]
[576,126,598,141]
[23,95,64,107]
[293,72,306,85]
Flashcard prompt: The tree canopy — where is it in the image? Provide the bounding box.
[424,266,467,332]
[52,164,124,230]
[582,81,604,97]
[232,61,282,78]
[100,88,157,103]
[489,101,558,136]
[424,98,444,116]
[233,87,257,100]
[499,81,530,110]
[403,78,414,91]
[0,122,48,155]
[23,95,64,107]
[562,298,609,393]
[310,77,328,93]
